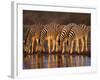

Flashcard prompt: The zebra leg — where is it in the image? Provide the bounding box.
[40,42,45,52]
[85,35,88,51]
[35,39,39,52]
[42,45,45,52]
[62,41,65,53]
[81,38,84,52]
[43,46,45,52]
[70,40,74,54]
[56,42,58,52]
[75,38,80,53]
[48,37,51,53]
[28,46,31,55]
[67,40,71,53]
[31,42,34,53]
[56,39,59,52]
[65,39,68,52]
[77,40,80,53]
[31,37,35,53]
[52,40,56,52]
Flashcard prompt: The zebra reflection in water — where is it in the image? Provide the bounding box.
[23,53,90,69]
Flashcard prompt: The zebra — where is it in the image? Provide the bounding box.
[23,26,32,55]
[55,25,64,52]
[40,23,60,53]
[67,23,90,54]
[78,24,90,52]
[29,24,44,53]
[59,23,77,53]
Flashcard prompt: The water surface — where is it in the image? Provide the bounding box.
[23,53,90,69]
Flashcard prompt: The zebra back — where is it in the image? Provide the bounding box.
[60,23,77,42]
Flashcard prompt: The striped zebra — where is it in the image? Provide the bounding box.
[40,23,60,53]
[67,23,90,53]
[78,24,90,52]
[59,23,77,53]
[55,25,64,52]
[29,24,44,53]
[23,25,32,55]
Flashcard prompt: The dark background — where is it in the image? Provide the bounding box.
[23,10,91,25]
